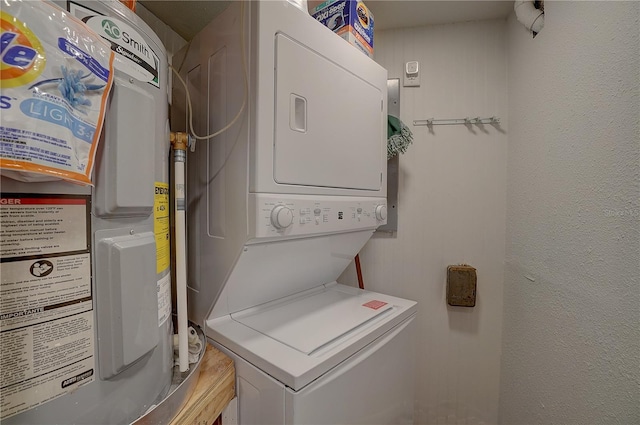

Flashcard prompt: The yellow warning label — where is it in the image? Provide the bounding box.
[154,182,170,274]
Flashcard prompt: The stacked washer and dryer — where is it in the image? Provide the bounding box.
[176,1,417,424]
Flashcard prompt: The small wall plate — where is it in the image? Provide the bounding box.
[446,264,477,307]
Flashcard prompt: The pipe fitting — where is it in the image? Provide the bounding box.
[515,0,544,34]
[170,132,191,151]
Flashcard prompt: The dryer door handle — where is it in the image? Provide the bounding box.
[290,94,307,133]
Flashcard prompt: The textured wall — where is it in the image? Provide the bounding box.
[339,19,508,425]
[499,2,640,424]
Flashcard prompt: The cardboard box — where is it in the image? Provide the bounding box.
[310,0,374,57]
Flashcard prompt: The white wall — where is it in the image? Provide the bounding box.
[136,3,187,56]
[499,2,640,424]
[339,19,508,424]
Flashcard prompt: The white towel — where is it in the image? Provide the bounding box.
[173,326,203,365]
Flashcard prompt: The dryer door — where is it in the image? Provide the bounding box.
[273,33,384,191]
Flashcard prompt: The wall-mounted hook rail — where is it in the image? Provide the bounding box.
[413,116,500,126]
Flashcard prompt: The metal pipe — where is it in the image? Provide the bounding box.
[413,116,500,126]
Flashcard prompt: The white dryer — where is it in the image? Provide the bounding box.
[175,1,417,423]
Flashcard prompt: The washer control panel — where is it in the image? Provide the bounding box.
[251,194,387,238]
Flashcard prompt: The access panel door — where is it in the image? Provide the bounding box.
[273,33,383,191]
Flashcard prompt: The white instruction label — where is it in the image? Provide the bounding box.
[0,194,94,420]
[157,273,171,326]
[1,254,92,329]
[0,196,88,259]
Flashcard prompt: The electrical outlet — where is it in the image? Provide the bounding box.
[403,60,420,87]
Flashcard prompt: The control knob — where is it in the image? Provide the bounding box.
[375,205,387,221]
[270,205,294,229]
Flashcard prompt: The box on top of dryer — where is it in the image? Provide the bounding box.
[310,0,374,57]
